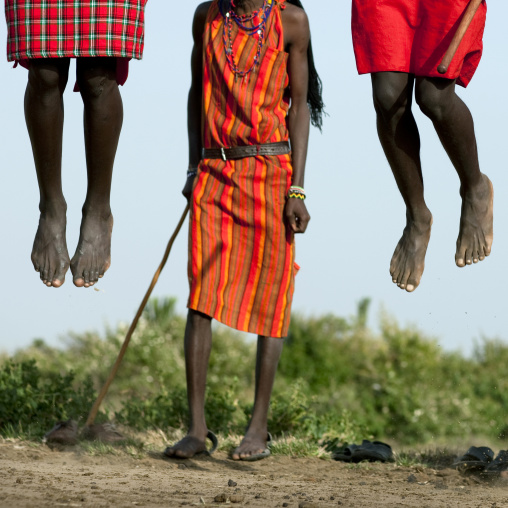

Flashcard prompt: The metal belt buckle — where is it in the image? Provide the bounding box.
[221,147,227,161]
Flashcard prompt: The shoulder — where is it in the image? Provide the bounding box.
[194,1,214,22]
[192,2,214,39]
[280,3,309,30]
[280,3,310,45]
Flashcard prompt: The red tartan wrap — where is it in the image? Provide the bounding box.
[352,0,487,87]
[5,0,147,89]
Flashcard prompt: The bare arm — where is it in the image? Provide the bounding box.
[183,2,211,200]
[282,5,311,233]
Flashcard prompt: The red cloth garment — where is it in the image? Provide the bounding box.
[188,0,297,338]
[5,0,147,89]
[352,0,487,87]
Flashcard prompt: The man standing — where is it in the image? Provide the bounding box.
[164,0,323,460]
[5,0,147,287]
[352,0,493,292]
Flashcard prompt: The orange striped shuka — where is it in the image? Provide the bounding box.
[188,0,298,338]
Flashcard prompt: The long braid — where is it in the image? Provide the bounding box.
[285,0,325,131]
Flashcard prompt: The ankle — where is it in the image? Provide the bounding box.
[39,198,67,216]
[245,420,268,437]
[188,424,208,439]
[460,173,487,194]
[82,202,112,219]
[406,207,432,226]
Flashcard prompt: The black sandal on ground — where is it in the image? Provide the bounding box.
[453,446,494,474]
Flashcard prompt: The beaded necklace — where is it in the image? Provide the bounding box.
[218,0,274,79]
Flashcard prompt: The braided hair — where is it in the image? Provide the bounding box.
[286,0,325,131]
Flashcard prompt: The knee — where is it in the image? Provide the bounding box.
[28,63,68,96]
[372,82,408,123]
[415,85,451,122]
[77,61,118,102]
[187,309,212,328]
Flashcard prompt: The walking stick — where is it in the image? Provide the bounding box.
[437,0,483,74]
[84,203,190,428]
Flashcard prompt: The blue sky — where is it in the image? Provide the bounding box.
[1,1,507,355]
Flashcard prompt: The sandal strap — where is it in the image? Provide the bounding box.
[206,430,219,455]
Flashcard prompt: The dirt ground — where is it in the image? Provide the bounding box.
[1,440,508,508]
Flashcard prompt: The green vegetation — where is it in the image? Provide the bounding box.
[1,297,508,451]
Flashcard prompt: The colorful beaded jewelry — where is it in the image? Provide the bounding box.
[288,186,306,200]
[218,0,274,78]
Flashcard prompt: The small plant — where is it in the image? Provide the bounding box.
[116,383,243,434]
[0,359,99,438]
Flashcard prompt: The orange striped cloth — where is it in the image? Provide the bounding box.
[188,0,297,338]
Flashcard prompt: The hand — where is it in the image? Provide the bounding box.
[182,176,195,202]
[284,198,310,234]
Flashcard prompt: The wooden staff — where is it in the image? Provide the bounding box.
[85,203,190,427]
[437,0,483,75]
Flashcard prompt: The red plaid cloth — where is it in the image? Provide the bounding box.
[5,0,147,61]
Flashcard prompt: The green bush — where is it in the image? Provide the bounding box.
[0,359,99,438]
[117,384,241,434]
[4,297,508,445]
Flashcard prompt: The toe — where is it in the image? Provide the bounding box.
[464,243,473,265]
[73,277,85,287]
[455,245,466,267]
[398,269,410,290]
[392,267,401,285]
[472,237,479,264]
[164,447,176,457]
[406,276,419,293]
[53,261,69,287]
[47,269,56,287]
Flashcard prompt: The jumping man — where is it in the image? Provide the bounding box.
[5,0,147,287]
[352,0,493,292]
[164,0,324,460]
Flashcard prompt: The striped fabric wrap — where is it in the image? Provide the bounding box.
[5,0,147,61]
[188,0,298,338]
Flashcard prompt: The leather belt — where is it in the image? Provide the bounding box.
[202,141,290,161]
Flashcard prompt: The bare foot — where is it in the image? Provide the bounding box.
[455,174,494,267]
[390,212,433,293]
[31,203,70,287]
[231,430,269,461]
[164,433,208,459]
[71,208,113,287]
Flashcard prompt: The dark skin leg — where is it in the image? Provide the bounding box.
[231,335,283,460]
[372,72,432,292]
[415,77,493,267]
[165,311,283,459]
[25,58,71,287]
[165,310,212,458]
[70,57,123,287]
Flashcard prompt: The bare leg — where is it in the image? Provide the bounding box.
[165,310,213,459]
[25,58,71,287]
[70,57,123,287]
[232,335,283,460]
[415,77,493,267]
[372,72,433,293]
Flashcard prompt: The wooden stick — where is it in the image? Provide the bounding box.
[85,203,190,427]
[437,0,483,74]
